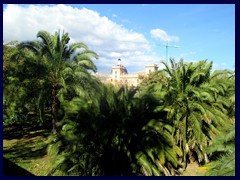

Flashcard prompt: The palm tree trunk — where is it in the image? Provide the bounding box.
[184,104,190,170]
[51,84,58,134]
[204,153,209,164]
[184,119,188,169]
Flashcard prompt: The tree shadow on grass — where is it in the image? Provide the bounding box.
[3,124,51,140]
[3,124,51,165]
[3,126,51,176]
[4,142,48,161]
[4,135,49,161]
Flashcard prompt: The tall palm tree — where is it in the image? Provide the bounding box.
[153,59,230,169]
[18,30,98,133]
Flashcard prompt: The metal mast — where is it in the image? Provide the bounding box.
[163,41,180,64]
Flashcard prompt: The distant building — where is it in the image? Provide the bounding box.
[109,59,158,86]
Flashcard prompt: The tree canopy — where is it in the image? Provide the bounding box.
[3,31,235,176]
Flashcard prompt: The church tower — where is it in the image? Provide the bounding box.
[111,59,128,82]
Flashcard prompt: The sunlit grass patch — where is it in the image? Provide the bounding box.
[3,129,51,176]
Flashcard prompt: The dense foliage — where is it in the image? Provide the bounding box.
[3,31,235,176]
[205,126,235,176]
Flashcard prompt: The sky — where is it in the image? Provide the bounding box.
[3,4,235,74]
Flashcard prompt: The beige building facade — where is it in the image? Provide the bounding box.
[109,59,158,86]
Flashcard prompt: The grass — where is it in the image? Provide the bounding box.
[3,125,207,176]
[3,126,51,176]
[182,161,207,176]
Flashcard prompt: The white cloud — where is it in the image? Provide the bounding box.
[150,28,179,42]
[112,14,118,18]
[179,51,197,59]
[3,4,157,73]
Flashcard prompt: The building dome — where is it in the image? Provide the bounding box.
[122,66,128,74]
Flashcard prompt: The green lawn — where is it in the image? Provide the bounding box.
[3,126,207,176]
[3,127,51,176]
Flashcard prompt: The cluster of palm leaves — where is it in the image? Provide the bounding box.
[3,30,235,176]
[142,58,235,171]
[205,125,235,176]
[4,30,98,130]
[47,85,183,175]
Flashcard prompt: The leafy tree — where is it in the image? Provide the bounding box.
[138,70,168,94]
[3,41,50,127]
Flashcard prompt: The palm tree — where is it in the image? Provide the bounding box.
[47,84,182,176]
[18,30,98,133]
[152,58,230,169]
[209,69,235,120]
[205,125,235,176]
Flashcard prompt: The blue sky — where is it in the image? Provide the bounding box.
[3,4,235,74]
